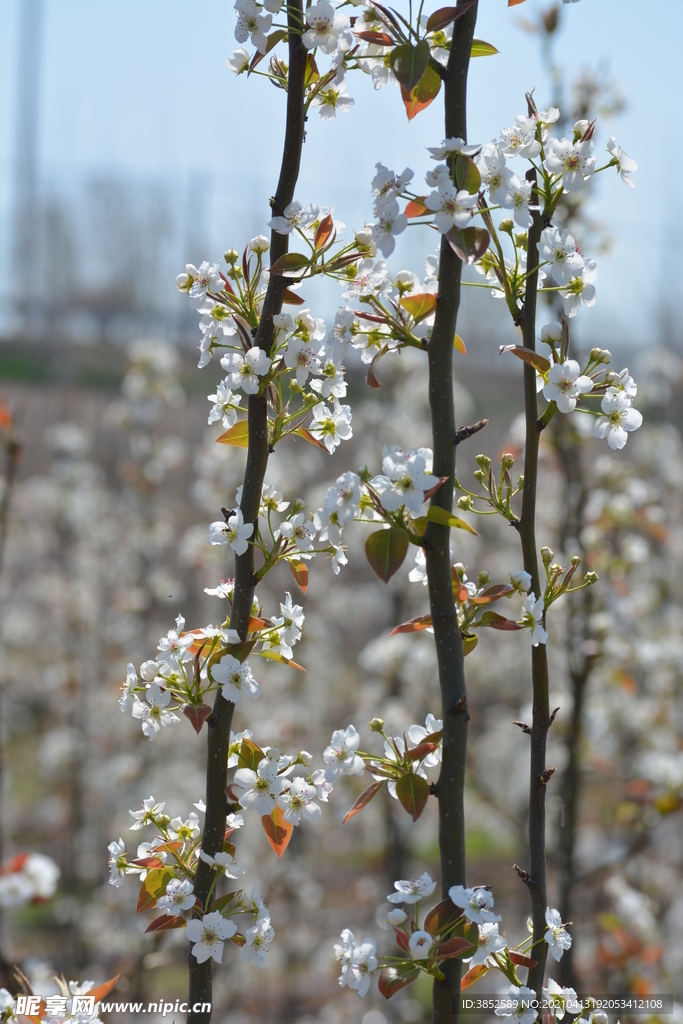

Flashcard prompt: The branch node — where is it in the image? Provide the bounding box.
[548,706,560,728]
[513,720,532,736]
[429,782,438,796]
[539,766,557,785]
[454,418,489,446]
[450,695,470,720]
[513,863,532,887]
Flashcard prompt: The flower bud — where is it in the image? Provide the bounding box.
[458,495,473,510]
[224,248,239,265]
[501,452,515,470]
[499,218,514,235]
[541,546,554,567]
[297,750,313,765]
[584,571,599,585]
[452,562,466,582]
[514,232,528,251]
[292,497,306,513]
[477,570,491,588]
[175,269,194,292]
[475,453,491,472]
[369,717,384,733]
[571,555,581,567]
[140,660,158,682]
[386,908,407,926]
[249,235,270,254]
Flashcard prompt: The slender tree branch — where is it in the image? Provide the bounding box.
[517,167,550,997]
[187,6,307,1020]
[425,4,478,1021]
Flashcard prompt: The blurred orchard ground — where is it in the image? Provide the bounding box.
[1,2,683,1024]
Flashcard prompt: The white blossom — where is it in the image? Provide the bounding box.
[131,683,180,740]
[388,872,437,905]
[212,653,261,703]
[518,592,548,646]
[543,360,594,413]
[186,911,237,964]
[208,509,254,556]
[593,392,642,450]
[323,724,364,781]
[448,884,501,923]
[157,878,195,915]
[545,907,572,961]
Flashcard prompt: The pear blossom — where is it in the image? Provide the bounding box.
[186,911,237,964]
[208,509,254,556]
[371,163,413,210]
[543,980,582,1019]
[500,117,541,159]
[311,78,355,119]
[425,183,478,234]
[279,592,305,646]
[302,0,350,53]
[157,614,194,668]
[593,392,642,450]
[495,984,538,1024]
[607,136,637,187]
[510,569,532,593]
[207,380,242,429]
[518,592,548,646]
[221,347,272,394]
[249,235,269,253]
[310,340,347,399]
[284,336,322,385]
[346,937,378,997]
[278,512,317,552]
[277,777,321,825]
[119,663,137,712]
[108,838,127,887]
[269,200,320,235]
[407,714,443,767]
[545,907,572,961]
[311,768,334,802]
[386,908,407,926]
[323,471,361,523]
[198,850,245,878]
[188,261,223,306]
[132,683,180,740]
[540,321,563,347]
[309,399,353,452]
[427,137,481,160]
[168,813,201,842]
[342,258,389,302]
[228,728,253,767]
[539,227,585,285]
[545,137,595,191]
[506,172,536,228]
[233,757,286,814]
[543,360,594,413]
[475,143,510,206]
[466,922,507,966]
[561,259,597,317]
[448,884,501,923]
[371,445,433,514]
[129,796,166,831]
[408,546,428,585]
[388,872,437,905]
[242,913,275,966]
[371,200,407,257]
[226,47,250,74]
[234,0,272,54]
[323,724,364,781]
[334,928,355,986]
[157,878,195,915]
[607,366,637,398]
[212,654,261,703]
[409,930,434,960]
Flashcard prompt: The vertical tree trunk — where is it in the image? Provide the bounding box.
[426,5,477,1021]
[187,7,307,1020]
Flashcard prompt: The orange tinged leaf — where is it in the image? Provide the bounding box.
[405,198,429,218]
[342,781,385,824]
[437,935,475,960]
[401,64,442,120]
[509,951,538,968]
[145,914,187,933]
[87,976,121,1003]
[314,212,334,249]
[399,292,437,323]
[378,966,420,998]
[261,806,293,857]
[424,898,461,936]
[390,614,433,635]
[293,426,329,451]
[453,333,466,354]
[288,560,309,594]
[508,0,526,5]
[461,963,489,989]
[354,29,394,45]
[216,419,250,447]
[248,615,266,631]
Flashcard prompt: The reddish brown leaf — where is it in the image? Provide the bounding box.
[261,806,294,857]
[354,29,394,45]
[395,928,411,953]
[314,213,334,249]
[422,476,449,501]
[182,703,212,734]
[145,914,187,933]
[354,310,388,323]
[1,852,29,874]
[396,772,429,821]
[152,840,183,854]
[468,584,514,605]
[378,966,420,999]
[437,935,475,960]
[230,932,247,946]
[365,362,381,388]
[509,951,538,968]
[283,287,305,305]
[342,781,385,824]
[461,963,490,989]
[406,741,438,761]
[294,427,330,451]
[446,226,490,264]
[405,198,428,218]
[508,0,526,5]
[424,898,462,936]
[128,856,165,869]
[426,3,475,32]
[390,614,433,635]
[84,977,121,1004]
[475,611,523,631]
[288,560,309,594]
[499,344,551,374]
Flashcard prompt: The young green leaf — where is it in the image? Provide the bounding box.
[446,226,491,265]
[365,527,409,583]
[427,505,479,535]
[396,772,429,821]
[216,419,249,447]
[390,40,430,92]
[378,966,420,999]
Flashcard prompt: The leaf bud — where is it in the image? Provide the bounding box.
[224,248,240,265]
[477,570,491,588]
[541,546,554,567]
[501,451,515,470]
[499,218,515,235]
[369,717,385,733]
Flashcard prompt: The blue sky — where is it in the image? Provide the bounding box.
[0,0,681,344]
